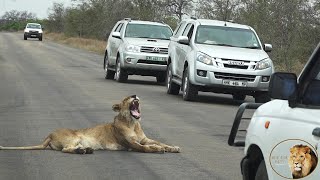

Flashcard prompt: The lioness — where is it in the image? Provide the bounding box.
[289,145,317,179]
[0,95,180,154]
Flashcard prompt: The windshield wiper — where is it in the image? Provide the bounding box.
[241,46,260,49]
[214,43,236,47]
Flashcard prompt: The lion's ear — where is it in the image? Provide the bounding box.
[112,104,121,112]
[304,146,311,154]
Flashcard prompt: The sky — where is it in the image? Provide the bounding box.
[0,0,73,19]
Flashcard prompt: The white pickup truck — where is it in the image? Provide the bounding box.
[229,42,320,180]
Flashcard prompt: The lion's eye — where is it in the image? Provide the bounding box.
[293,155,296,158]
[300,155,304,158]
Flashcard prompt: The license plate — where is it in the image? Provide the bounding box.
[146,56,165,61]
[222,80,247,87]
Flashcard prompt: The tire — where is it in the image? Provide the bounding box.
[166,63,180,95]
[104,52,115,79]
[156,73,166,84]
[24,35,27,40]
[255,160,268,180]
[39,36,42,41]
[233,94,246,101]
[115,56,128,82]
[255,92,271,103]
[182,67,198,101]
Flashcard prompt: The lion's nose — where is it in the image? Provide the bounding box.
[295,162,298,165]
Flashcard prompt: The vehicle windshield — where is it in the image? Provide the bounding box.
[195,25,261,49]
[125,24,172,40]
[27,24,41,29]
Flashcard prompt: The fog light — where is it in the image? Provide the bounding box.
[197,70,207,77]
[126,58,133,63]
[262,76,270,82]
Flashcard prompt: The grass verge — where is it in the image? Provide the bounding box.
[44,32,106,55]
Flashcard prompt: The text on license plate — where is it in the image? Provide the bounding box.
[222,80,247,87]
[146,56,165,61]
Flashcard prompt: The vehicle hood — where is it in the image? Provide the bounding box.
[25,28,43,33]
[125,38,169,48]
[196,44,269,61]
[255,100,320,125]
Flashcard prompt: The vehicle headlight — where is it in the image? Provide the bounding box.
[197,52,214,66]
[125,45,140,53]
[256,58,272,70]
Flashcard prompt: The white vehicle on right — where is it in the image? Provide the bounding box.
[229,42,320,180]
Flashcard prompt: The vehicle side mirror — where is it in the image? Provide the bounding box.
[112,32,121,39]
[178,36,189,45]
[264,44,272,52]
[269,72,297,100]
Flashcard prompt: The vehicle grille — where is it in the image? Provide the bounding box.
[140,46,168,54]
[214,72,256,82]
[137,60,167,65]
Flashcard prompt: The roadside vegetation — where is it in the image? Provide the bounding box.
[1,0,320,74]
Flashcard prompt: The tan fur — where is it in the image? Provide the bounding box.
[288,145,317,179]
[0,95,180,154]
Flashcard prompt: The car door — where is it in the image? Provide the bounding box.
[109,22,124,66]
[177,23,194,78]
[266,43,320,179]
[169,21,186,77]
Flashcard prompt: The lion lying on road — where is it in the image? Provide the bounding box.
[289,145,317,179]
[0,95,180,154]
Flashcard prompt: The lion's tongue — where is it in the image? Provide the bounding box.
[131,110,140,117]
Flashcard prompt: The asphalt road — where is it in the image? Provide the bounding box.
[0,32,251,180]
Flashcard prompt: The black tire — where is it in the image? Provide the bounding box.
[255,92,271,103]
[39,37,42,41]
[115,56,128,82]
[166,63,180,95]
[182,67,198,101]
[156,73,166,84]
[24,35,27,40]
[255,160,268,180]
[104,52,115,79]
[233,94,246,101]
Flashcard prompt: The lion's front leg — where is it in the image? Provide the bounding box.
[126,137,165,153]
[140,138,180,153]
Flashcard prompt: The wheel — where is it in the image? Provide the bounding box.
[104,52,115,79]
[39,36,42,41]
[24,35,27,40]
[115,56,128,82]
[233,94,246,101]
[182,67,198,101]
[166,63,180,95]
[156,73,166,84]
[255,160,268,180]
[255,92,270,103]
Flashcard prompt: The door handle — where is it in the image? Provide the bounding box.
[312,128,320,137]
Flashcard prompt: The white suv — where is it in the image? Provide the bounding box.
[24,23,43,41]
[229,43,320,180]
[167,18,274,102]
[103,18,173,83]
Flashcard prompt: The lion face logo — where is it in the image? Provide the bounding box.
[289,145,317,179]
[112,95,141,121]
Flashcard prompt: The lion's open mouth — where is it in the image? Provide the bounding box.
[130,100,141,119]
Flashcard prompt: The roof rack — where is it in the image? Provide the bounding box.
[190,17,197,20]
[124,18,132,21]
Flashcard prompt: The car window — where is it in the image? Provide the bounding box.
[173,22,184,37]
[195,25,261,49]
[124,24,172,40]
[115,23,123,32]
[27,24,41,29]
[182,24,192,37]
[187,25,194,40]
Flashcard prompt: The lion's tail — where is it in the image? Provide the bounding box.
[0,136,51,150]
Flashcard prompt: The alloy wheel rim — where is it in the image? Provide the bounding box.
[167,69,171,89]
[183,75,188,95]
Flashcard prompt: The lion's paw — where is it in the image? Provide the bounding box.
[170,146,181,153]
[148,145,165,153]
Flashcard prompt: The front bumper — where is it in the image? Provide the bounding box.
[191,61,273,93]
[121,51,168,72]
[24,32,42,38]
